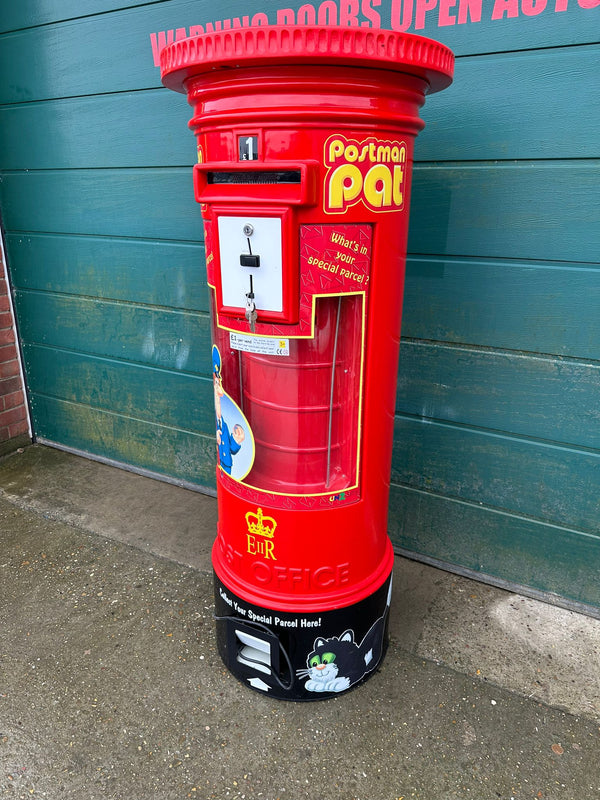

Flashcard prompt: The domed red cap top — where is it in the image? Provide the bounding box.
[160,25,454,95]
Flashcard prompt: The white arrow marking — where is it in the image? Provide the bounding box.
[248,677,271,692]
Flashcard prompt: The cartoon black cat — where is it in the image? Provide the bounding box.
[297,581,391,694]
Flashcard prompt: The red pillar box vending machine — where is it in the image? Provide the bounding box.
[161,26,453,700]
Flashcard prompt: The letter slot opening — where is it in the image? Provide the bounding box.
[207,170,302,185]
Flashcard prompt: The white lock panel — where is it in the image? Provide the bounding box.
[217,215,283,314]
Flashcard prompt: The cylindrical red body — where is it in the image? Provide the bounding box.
[161,26,453,700]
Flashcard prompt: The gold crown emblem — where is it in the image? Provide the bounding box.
[245,508,277,539]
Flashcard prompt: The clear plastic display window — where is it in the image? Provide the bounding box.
[212,294,364,495]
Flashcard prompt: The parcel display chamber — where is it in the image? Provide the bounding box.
[214,293,363,495]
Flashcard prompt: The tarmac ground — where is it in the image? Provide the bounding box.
[0,444,599,800]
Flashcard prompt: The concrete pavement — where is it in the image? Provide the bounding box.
[1,444,599,799]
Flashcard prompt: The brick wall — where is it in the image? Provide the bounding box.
[0,247,30,452]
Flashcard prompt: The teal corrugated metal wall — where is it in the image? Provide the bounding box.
[393,3,600,608]
[0,1,598,607]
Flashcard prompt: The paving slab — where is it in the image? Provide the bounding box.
[0,444,216,571]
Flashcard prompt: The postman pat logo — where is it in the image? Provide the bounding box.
[324,134,407,214]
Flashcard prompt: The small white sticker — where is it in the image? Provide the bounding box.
[230,332,289,357]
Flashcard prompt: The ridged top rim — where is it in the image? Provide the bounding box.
[160,26,454,95]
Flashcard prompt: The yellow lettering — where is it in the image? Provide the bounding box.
[393,164,404,207]
[264,540,276,560]
[325,135,408,212]
[345,144,359,162]
[364,164,392,208]
[247,533,276,560]
[328,164,363,210]
[328,138,345,163]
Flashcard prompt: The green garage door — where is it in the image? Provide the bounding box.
[0,0,598,609]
